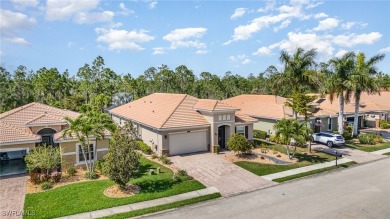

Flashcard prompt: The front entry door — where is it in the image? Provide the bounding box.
[218,126,226,148]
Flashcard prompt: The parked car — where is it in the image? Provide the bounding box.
[312,132,345,147]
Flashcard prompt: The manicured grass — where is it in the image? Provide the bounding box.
[24,157,205,219]
[102,193,222,219]
[345,141,390,152]
[273,161,357,183]
[235,143,337,176]
[383,152,390,156]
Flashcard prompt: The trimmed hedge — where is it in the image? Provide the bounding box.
[380,120,390,129]
[136,141,153,155]
[253,130,268,139]
[358,133,383,145]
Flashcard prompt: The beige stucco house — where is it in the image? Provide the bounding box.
[0,102,110,176]
[108,93,257,156]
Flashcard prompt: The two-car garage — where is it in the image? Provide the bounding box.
[169,130,208,155]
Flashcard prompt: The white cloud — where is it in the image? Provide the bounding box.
[314,12,328,19]
[67,41,75,48]
[306,1,323,9]
[229,54,252,65]
[225,1,308,44]
[153,47,166,55]
[335,49,348,58]
[0,9,36,46]
[231,8,247,20]
[45,0,114,24]
[253,31,382,60]
[257,1,275,12]
[274,19,291,32]
[196,50,208,54]
[341,21,368,30]
[119,2,134,16]
[149,1,158,9]
[95,28,154,51]
[3,37,31,46]
[379,47,390,53]
[163,27,207,49]
[313,18,339,31]
[11,0,38,9]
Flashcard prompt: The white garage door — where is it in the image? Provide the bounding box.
[169,131,207,155]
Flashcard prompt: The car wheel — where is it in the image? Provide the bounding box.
[327,141,333,148]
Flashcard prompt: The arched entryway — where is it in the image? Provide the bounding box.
[37,128,58,146]
[218,125,231,148]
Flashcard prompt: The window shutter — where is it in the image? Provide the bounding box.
[245,126,248,139]
[235,127,237,133]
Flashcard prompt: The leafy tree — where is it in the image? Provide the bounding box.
[226,133,253,155]
[24,145,61,176]
[351,52,385,136]
[63,105,116,176]
[325,52,356,134]
[104,121,140,189]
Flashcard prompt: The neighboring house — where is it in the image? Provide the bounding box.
[225,92,390,134]
[0,102,110,176]
[108,93,257,156]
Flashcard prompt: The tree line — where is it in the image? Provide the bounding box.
[1,49,389,114]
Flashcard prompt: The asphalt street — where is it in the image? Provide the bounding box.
[146,157,390,219]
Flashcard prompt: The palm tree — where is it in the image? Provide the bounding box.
[63,105,116,175]
[351,52,385,136]
[326,52,356,135]
[274,119,309,159]
[273,47,318,118]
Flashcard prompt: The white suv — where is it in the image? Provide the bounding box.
[312,132,345,147]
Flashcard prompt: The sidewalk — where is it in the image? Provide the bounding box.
[261,158,354,181]
[56,187,219,219]
[371,148,390,155]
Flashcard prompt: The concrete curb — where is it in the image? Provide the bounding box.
[370,148,390,155]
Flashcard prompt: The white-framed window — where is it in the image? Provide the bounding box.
[236,126,245,136]
[218,114,232,121]
[76,142,96,164]
[328,118,332,131]
[223,115,227,120]
[227,114,231,120]
[218,115,222,121]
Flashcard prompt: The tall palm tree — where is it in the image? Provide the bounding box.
[326,52,356,135]
[273,48,318,118]
[63,105,116,175]
[274,119,294,159]
[351,52,385,136]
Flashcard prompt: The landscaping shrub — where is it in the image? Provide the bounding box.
[213,145,220,154]
[137,141,153,155]
[227,133,253,155]
[173,170,194,182]
[159,155,171,164]
[380,120,390,129]
[84,171,99,179]
[342,126,353,140]
[358,133,383,145]
[253,130,268,139]
[151,153,158,159]
[41,182,52,190]
[50,172,62,183]
[67,167,76,176]
[94,159,106,173]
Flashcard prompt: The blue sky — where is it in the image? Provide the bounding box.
[1,0,389,77]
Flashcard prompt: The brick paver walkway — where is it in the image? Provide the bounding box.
[0,174,28,219]
[170,152,276,197]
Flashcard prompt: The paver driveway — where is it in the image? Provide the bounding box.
[0,174,27,219]
[170,151,276,197]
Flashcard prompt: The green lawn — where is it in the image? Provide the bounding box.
[383,152,390,156]
[24,157,205,219]
[273,161,357,183]
[236,142,336,176]
[102,193,221,219]
[345,141,390,152]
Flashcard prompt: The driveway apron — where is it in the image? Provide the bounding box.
[170,152,276,197]
[0,174,28,219]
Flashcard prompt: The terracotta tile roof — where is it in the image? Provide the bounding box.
[224,95,291,120]
[193,99,239,111]
[53,129,112,142]
[311,91,390,117]
[0,102,79,145]
[235,114,258,123]
[109,93,210,129]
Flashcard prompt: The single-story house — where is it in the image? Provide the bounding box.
[224,92,390,134]
[108,93,257,156]
[0,102,110,176]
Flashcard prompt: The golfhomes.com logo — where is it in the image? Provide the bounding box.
[2,210,36,217]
